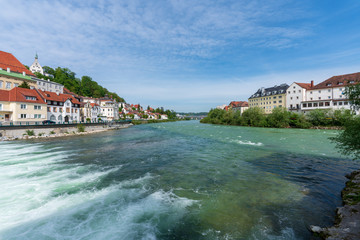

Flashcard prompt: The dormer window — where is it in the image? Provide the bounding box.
[338,82,343,85]
[326,83,332,86]
[25,96,37,101]
[349,80,355,84]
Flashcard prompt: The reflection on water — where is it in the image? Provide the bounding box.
[0,121,359,239]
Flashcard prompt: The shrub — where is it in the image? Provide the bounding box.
[86,118,91,123]
[267,107,290,128]
[241,107,267,127]
[50,131,55,134]
[289,112,312,128]
[306,109,332,126]
[38,132,45,136]
[77,124,85,132]
[25,130,35,136]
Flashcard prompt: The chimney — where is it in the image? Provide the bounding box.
[22,72,26,76]
[311,80,314,88]
[7,68,10,73]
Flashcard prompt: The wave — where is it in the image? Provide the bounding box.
[232,140,263,146]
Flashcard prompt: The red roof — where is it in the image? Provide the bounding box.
[90,103,99,107]
[38,90,81,104]
[0,87,46,104]
[229,101,249,108]
[312,72,360,89]
[295,82,312,90]
[0,51,35,76]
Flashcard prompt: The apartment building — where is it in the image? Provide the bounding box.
[248,84,289,114]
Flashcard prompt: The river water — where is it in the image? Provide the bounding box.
[0,121,359,240]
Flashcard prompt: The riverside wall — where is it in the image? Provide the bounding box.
[0,123,131,140]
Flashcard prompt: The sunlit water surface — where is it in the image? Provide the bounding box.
[1,121,359,240]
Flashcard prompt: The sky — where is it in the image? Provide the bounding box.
[1,0,360,112]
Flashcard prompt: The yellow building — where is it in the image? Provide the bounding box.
[0,88,47,124]
[0,50,37,90]
[248,84,289,114]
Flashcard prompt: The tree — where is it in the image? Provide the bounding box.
[332,82,360,159]
[18,81,30,89]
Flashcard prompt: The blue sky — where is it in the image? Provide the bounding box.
[1,0,360,112]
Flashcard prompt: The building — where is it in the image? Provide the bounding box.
[0,50,37,90]
[99,96,119,121]
[34,78,64,94]
[38,90,81,123]
[286,81,313,113]
[80,102,101,122]
[248,84,289,114]
[228,101,249,114]
[29,54,44,75]
[300,72,360,114]
[0,87,47,124]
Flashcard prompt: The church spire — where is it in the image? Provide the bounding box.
[35,53,38,59]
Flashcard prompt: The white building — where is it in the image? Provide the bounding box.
[287,72,360,114]
[286,82,313,113]
[99,97,119,121]
[29,54,44,75]
[81,102,101,122]
[34,78,64,94]
[38,90,81,123]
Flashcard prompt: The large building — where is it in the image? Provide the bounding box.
[38,90,81,123]
[248,84,289,114]
[29,54,44,75]
[0,51,37,90]
[286,72,360,114]
[0,87,47,124]
[228,101,249,114]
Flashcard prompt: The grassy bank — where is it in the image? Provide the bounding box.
[201,107,354,129]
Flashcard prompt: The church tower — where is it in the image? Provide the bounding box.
[30,53,44,75]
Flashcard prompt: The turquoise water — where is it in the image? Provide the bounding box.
[0,121,359,239]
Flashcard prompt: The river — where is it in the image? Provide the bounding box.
[0,121,359,240]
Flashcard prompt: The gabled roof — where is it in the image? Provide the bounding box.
[249,83,289,99]
[229,101,249,108]
[0,87,46,104]
[294,82,312,90]
[312,72,360,89]
[0,51,35,76]
[38,90,81,104]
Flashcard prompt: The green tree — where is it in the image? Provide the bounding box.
[266,107,290,128]
[18,81,30,89]
[241,107,267,127]
[332,82,360,159]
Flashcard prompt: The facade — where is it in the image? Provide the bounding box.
[34,77,64,94]
[0,88,47,123]
[81,102,101,122]
[99,97,119,121]
[286,82,313,113]
[0,51,37,90]
[248,84,289,114]
[228,101,249,114]
[29,54,44,75]
[300,72,360,114]
[38,90,81,123]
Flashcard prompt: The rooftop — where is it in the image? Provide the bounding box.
[0,50,35,77]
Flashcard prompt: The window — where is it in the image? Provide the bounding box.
[59,108,63,113]
[288,91,290,94]
[273,96,276,99]
[53,107,57,112]
[298,90,301,93]
[293,86,296,89]
[6,82,11,89]
[318,90,321,93]
[326,83,332,86]
[0,104,2,110]
[20,114,27,118]
[273,101,276,104]
[349,81,355,84]
[328,96,331,99]
[290,97,293,100]
[344,102,348,105]
[340,95,342,98]
[303,103,307,108]
[318,97,321,100]
[279,96,282,98]
[34,114,41,118]
[0,81,3,88]
[308,103,312,107]
[34,105,42,110]
[328,89,331,92]
[310,91,313,94]
[14,83,19,87]
[20,104,27,109]
[279,100,282,103]
[319,102,324,107]
[314,103,318,107]
[339,102,343,106]
[296,96,299,99]
[325,102,330,106]
[338,82,343,85]
[310,98,313,100]
[334,102,337,106]
[47,107,51,112]
[25,96,37,100]
[293,90,296,93]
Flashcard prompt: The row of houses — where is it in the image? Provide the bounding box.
[0,50,122,124]
[0,50,169,124]
[218,72,360,115]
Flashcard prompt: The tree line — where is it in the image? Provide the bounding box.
[200,107,353,129]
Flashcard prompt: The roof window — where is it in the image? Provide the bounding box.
[326,83,332,86]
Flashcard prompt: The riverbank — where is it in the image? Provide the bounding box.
[0,123,132,141]
[311,169,360,239]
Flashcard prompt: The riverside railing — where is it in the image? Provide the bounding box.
[0,119,132,127]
